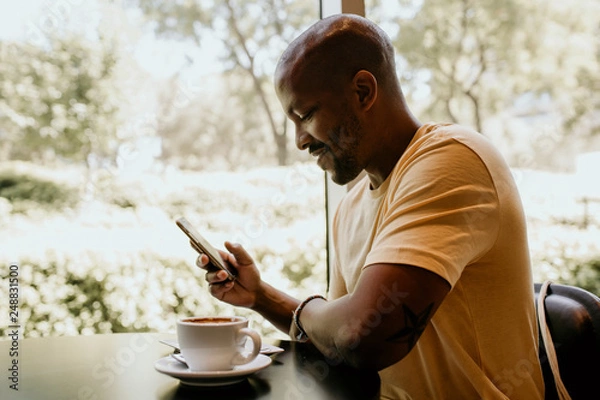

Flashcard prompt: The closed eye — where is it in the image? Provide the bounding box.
[299,107,316,122]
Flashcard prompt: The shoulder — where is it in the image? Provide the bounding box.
[407,123,507,168]
[391,123,511,191]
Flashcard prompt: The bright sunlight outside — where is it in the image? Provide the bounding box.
[1,0,599,340]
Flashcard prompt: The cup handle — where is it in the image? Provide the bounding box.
[232,327,262,366]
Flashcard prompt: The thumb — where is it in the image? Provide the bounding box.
[224,241,253,265]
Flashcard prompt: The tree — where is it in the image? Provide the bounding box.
[538,0,600,141]
[370,0,533,133]
[131,0,317,166]
[156,73,277,170]
[0,34,123,164]
[368,0,599,149]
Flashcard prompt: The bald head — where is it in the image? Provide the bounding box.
[274,15,419,188]
[275,14,400,96]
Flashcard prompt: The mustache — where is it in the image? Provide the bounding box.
[308,142,327,154]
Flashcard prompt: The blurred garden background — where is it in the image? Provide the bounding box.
[1,0,599,339]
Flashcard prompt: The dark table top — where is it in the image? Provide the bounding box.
[0,332,380,399]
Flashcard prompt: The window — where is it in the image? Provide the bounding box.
[1,0,597,341]
[0,0,326,338]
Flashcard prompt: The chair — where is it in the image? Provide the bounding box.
[534,282,600,400]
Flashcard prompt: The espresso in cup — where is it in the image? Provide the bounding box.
[182,317,235,324]
[176,316,261,371]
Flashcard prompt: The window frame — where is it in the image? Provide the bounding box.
[319,0,366,289]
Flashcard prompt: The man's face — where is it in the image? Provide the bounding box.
[313,107,365,185]
[276,68,366,185]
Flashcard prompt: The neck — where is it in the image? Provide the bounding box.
[366,113,421,189]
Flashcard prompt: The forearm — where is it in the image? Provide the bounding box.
[298,264,450,370]
[252,281,300,334]
[298,294,413,369]
[296,294,389,368]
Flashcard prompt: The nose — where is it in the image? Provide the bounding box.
[295,124,312,151]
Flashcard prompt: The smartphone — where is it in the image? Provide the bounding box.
[175,217,236,280]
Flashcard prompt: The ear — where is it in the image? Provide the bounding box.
[352,70,377,112]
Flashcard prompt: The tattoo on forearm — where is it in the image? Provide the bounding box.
[387,303,434,347]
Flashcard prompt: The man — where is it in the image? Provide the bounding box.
[197,14,544,399]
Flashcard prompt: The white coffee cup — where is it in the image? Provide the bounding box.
[176,316,261,371]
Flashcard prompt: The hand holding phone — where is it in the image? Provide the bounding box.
[175,217,236,281]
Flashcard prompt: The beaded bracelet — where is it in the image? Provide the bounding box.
[292,294,326,342]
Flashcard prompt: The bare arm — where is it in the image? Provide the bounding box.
[198,243,449,370]
[298,263,450,370]
[252,281,300,333]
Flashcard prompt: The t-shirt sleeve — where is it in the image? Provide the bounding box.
[364,139,500,286]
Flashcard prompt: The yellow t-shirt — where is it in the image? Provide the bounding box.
[330,123,544,399]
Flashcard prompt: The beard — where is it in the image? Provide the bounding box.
[327,112,365,185]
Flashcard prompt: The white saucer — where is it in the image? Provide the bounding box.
[154,354,272,387]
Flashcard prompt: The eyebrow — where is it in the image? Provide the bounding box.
[286,104,298,118]
[286,101,305,120]
[288,101,319,120]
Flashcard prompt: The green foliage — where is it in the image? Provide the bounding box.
[255,240,327,293]
[538,254,600,297]
[132,0,317,166]
[163,188,250,219]
[0,253,281,338]
[132,0,211,41]
[0,246,324,339]
[569,259,600,297]
[0,162,326,339]
[111,195,137,209]
[0,34,121,163]
[0,170,77,212]
[389,0,532,130]
[368,0,599,144]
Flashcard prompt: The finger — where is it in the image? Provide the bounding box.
[208,281,234,299]
[224,242,253,265]
[204,269,230,284]
[195,254,210,268]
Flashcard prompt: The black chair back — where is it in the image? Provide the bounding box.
[534,282,600,399]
